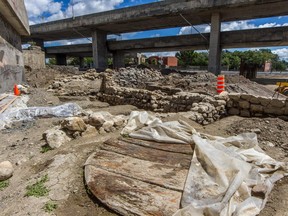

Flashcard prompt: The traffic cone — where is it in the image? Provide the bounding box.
[14,84,21,96]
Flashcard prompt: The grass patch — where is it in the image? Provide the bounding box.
[43,201,57,213]
[25,174,49,197]
[41,145,53,153]
[0,180,9,191]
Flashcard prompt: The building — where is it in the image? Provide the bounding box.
[148,56,178,67]
[0,0,30,93]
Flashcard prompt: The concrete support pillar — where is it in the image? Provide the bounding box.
[79,57,84,68]
[92,30,108,70]
[55,54,67,65]
[113,51,125,68]
[208,13,221,75]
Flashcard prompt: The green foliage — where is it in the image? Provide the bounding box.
[43,201,57,212]
[176,51,208,67]
[48,58,56,65]
[25,175,49,197]
[176,49,287,71]
[41,145,53,153]
[0,180,9,191]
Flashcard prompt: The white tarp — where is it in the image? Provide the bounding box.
[0,98,82,130]
[121,111,288,216]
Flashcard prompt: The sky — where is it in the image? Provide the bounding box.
[23,0,288,61]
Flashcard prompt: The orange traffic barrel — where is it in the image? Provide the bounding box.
[217,75,225,94]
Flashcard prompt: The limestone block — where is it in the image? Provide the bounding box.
[82,125,98,137]
[43,128,71,149]
[264,107,285,115]
[0,161,13,181]
[249,95,261,104]
[259,97,272,106]
[61,117,87,132]
[240,94,252,101]
[240,109,250,117]
[250,104,264,113]
[228,93,241,102]
[228,108,240,115]
[239,100,250,109]
[226,100,234,108]
[270,99,285,108]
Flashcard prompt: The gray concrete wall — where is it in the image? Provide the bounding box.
[0,14,24,93]
[23,46,45,70]
[0,0,29,35]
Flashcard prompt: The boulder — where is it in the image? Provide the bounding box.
[43,128,71,149]
[82,125,98,137]
[0,161,13,181]
[61,117,87,132]
[88,112,113,128]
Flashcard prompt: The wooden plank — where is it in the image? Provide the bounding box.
[103,139,192,169]
[85,150,189,191]
[0,97,18,114]
[121,137,193,155]
[0,94,8,101]
[85,166,182,216]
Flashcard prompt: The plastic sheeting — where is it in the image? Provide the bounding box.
[121,111,288,216]
[0,102,82,130]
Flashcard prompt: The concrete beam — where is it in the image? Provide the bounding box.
[23,0,288,41]
[208,13,221,75]
[92,30,107,70]
[45,27,288,56]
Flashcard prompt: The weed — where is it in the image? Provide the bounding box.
[43,201,57,212]
[25,174,49,197]
[121,133,130,138]
[0,180,9,191]
[41,145,53,153]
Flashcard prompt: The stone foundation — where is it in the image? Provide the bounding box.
[98,74,228,125]
[227,93,288,119]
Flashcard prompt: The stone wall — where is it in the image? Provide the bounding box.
[0,14,24,93]
[23,46,45,70]
[98,74,228,125]
[227,93,288,119]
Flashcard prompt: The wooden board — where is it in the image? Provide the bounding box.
[103,138,192,169]
[0,96,18,114]
[85,137,193,216]
[85,166,182,216]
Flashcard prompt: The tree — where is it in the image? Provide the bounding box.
[176,51,208,67]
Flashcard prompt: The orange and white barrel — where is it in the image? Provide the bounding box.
[217,75,225,94]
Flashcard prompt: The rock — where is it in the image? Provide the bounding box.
[88,112,113,128]
[43,128,71,149]
[228,108,240,115]
[82,125,98,137]
[250,128,261,134]
[252,184,268,199]
[240,109,250,117]
[113,115,127,128]
[250,104,263,113]
[270,99,285,108]
[102,120,114,132]
[0,161,13,181]
[239,100,250,109]
[61,117,87,132]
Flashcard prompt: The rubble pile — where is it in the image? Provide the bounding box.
[43,112,127,149]
[227,93,288,119]
[113,67,163,88]
[98,73,228,125]
[48,71,102,96]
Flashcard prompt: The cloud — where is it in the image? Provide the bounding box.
[272,48,288,61]
[24,0,124,24]
[179,21,288,35]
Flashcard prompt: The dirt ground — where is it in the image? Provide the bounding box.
[0,71,287,216]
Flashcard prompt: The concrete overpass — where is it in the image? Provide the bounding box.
[23,0,288,73]
[45,26,288,64]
